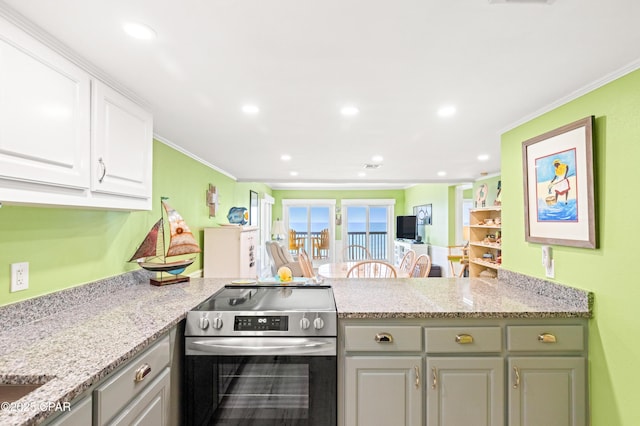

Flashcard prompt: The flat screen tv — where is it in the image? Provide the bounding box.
[396,215,417,240]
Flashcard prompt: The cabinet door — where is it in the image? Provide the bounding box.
[107,367,170,426]
[345,356,422,426]
[0,16,90,189]
[426,357,504,426]
[46,396,92,426]
[91,80,152,199]
[508,357,586,426]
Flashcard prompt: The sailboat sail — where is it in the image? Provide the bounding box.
[163,201,201,257]
[128,219,163,262]
[129,199,201,280]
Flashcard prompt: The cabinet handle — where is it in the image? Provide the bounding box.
[455,333,474,344]
[537,332,557,343]
[513,366,520,389]
[431,367,437,390]
[98,158,107,183]
[374,332,394,343]
[134,363,152,383]
[414,365,420,388]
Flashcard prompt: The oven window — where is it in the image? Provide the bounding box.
[185,355,336,425]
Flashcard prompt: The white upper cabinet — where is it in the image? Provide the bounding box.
[91,80,153,200]
[0,12,153,210]
[0,15,90,189]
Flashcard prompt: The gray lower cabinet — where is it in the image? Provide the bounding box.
[340,319,587,426]
[508,357,586,426]
[426,357,504,426]
[106,368,170,425]
[344,356,422,426]
[46,396,92,426]
[94,334,171,425]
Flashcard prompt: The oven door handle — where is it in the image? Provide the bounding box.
[186,337,337,356]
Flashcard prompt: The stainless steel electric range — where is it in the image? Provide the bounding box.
[184,283,337,426]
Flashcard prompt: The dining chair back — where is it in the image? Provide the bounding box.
[412,254,432,278]
[347,260,398,278]
[313,228,330,259]
[447,245,469,277]
[342,244,372,261]
[298,249,315,278]
[289,229,304,253]
[398,249,416,275]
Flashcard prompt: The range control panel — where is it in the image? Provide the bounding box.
[234,315,288,331]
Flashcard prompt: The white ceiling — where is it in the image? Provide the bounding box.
[3,0,640,189]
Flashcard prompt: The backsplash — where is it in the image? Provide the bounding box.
[0,270,152,329]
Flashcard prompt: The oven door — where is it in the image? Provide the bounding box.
[184,337,337,426]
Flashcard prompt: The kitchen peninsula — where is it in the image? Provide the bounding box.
[0,272,591,426]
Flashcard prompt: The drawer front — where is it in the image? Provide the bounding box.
[425,327,502,353]
[344,326,422,352]
[94,335,170,426]
[507,325,584,352]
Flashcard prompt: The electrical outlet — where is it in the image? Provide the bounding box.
[11,262,29,292]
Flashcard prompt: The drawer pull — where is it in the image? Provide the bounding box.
[513,366,520,389]
[134,363,152,383]
[98,158,107,183]
[538,333,557,343]
[431,367,437,390]
[455,334,474,344]
[374,332,394,343]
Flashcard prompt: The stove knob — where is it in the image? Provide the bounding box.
[313,317,325,330]
[300,317,310,330]
[212,317,224,329]
[199,317,209,330]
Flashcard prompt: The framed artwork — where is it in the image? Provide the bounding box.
[413,204,432,225]
[249,190,259,226]
[522,116,596,248]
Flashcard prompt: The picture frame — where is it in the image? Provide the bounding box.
[249,190,259,227]
[522,116,596,248]
[413,204,432,225]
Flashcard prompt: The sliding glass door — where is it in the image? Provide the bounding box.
[342,200,395,262]
[283,200,336,264]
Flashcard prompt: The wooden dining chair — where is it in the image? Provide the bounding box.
[346,260,397,278]
[313,228,330,259]
[298,249,315,278]
[411,254,432,278]
[398,249,416,275]
[447,245,468,277]
[289,229,304,254]
[342,244,372,261]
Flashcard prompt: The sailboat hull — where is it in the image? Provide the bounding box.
[138,258,195,274]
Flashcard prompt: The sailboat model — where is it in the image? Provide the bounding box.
[129,198,201,286]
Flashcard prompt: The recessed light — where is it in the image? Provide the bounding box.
[122,22,157,40]
[281,154,291,161]
[341,105,359,116]
[242,104,260,114]
[358,172,366,177]
[478,154,490,161]
[437,171,447,177]
[437,105,456,118]
[290,171,298,176]
[371,155,384,163]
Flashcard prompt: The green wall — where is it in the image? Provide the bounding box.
[0,140,270,306]
[272,189,405,240]
[502,68,640,425]
[404,184,450,247]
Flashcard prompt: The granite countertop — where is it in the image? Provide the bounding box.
[0,270,592,425]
